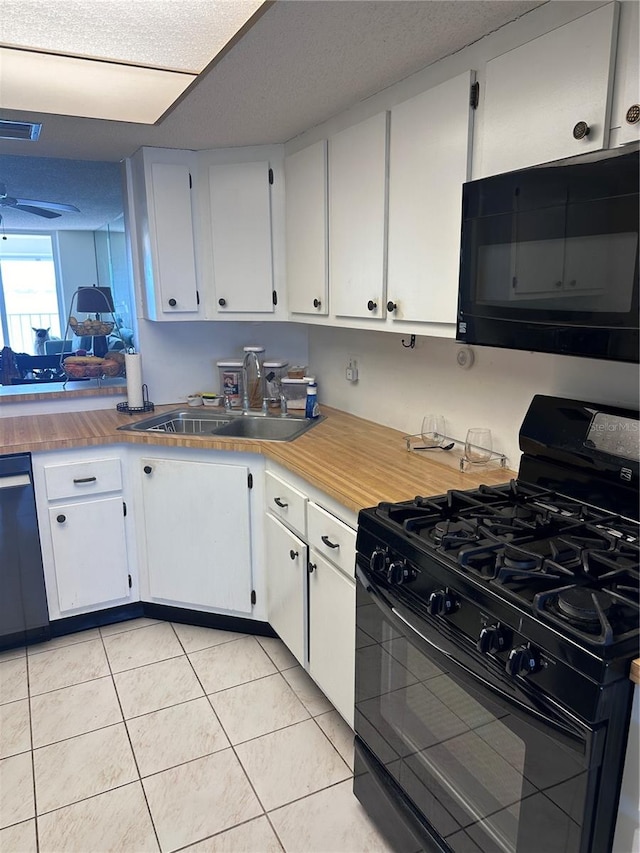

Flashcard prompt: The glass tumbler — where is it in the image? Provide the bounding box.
[421,414,446,448]
[464,428,492,464]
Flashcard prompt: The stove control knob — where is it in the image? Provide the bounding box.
[506,645,540,678]
[477,625,507,655]
[370,548,387,574]
[386,561,416,585]
[427,589,458,617]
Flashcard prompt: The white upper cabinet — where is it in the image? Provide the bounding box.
[208,161,275,315]
[387,71,475,326]
[285,140,328,316]
[129,148,202,321]
[329,112,388,320]
[610,0,639,145]
[479,3,619,177]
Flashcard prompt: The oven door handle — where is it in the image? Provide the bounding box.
[357,565,595,761]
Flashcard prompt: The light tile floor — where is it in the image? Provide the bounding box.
[0,618,393,853]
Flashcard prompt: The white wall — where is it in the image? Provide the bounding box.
[136,319,309,405]
[308,326,640,467]
[54,232,98,322]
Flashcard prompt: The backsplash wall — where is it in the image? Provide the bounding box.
[308,326,640,468]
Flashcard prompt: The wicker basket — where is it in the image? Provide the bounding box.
[70,319,114,337]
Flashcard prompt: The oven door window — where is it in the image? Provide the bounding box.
[355,584,588,853]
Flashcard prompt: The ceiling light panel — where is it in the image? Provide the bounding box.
[0,48,195,123]
[0,0,265,72]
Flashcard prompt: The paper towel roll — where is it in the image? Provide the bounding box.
[125,352,144,409]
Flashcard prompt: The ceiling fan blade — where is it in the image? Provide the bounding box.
[15,198,80,213]
[13,204,61,219]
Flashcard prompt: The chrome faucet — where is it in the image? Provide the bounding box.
[242,350,264,414]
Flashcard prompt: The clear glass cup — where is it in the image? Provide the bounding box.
[464,428,492,464]
[421,414,446,448]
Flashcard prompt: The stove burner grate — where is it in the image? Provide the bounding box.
[557,587,612,624]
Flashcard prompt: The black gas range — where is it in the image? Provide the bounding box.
[353,395,639,853]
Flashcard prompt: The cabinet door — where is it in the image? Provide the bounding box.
[308,550,355,727]
[265,513,306,665]
[49,497,130,613]
[480,4,618,177]
[141,458,253,613]
[329,112,388,320]
[611,0,640,145]
[209,161,274,314]
[285,141,328,316]
[149,161,200,316]
[387,71,474,325]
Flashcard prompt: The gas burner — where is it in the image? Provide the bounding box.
[432,520,478,549]
[502,545,539,572]
[558,587,612,624]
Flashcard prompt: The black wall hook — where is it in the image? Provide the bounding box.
[401,335,416,349]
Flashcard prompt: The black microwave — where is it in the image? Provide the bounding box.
[457,144,639,363]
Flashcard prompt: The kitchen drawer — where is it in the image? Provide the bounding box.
[265,470,307,538]
[44,458,122,501]
[308,501,356,578]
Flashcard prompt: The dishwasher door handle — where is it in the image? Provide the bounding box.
[0,474,31,489]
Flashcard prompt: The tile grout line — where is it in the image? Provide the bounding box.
[24,647,40,853]
[99,625,162,853]
[178,635,280,844]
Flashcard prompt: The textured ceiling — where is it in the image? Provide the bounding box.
[0,0,544,230]
[1,0,267,72]
[0,156,124,231]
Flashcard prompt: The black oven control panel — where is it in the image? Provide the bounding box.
[358,530,611,721]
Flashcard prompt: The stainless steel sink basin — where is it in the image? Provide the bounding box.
[117,408,322,442]
[212,415,320,441]
[118,409,232,434]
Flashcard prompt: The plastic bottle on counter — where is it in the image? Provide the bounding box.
[305,378,321,419]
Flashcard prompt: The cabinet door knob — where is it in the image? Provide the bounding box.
[626,104,640,125]
[387,301,397,312]
[367,300,377,312]
[313,298,322,309]
[572,121,590,140]
[143,465,153,474]
[308,562,316,574]
[168,298,177,307]
[56,514,66,524]
[289,549,299,560]
[274,497,288,508]
[218,298,227,307]
[321,535,339,549]
[554,280,562,288]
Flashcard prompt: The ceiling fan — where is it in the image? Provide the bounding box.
[0,181,80,219]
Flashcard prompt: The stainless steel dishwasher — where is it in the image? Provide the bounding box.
[0,453,49,649]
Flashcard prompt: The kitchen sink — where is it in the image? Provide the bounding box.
[117,408,322,441]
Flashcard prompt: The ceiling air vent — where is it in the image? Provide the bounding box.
[0,120,42,141]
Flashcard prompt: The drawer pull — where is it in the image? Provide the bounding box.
[274,497,289,508]
[321,535,339,549]
[73,476,97,484]
[56,514,66,524]
[289,549,299,560]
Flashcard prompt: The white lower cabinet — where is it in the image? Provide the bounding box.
[33,451,134,621]
[264,463,357,726]
[308,550,355,727]
[140,456,254,614]
[49,497,130,613]
[265,513,307,665]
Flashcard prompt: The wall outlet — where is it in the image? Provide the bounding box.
[346,357,359,382]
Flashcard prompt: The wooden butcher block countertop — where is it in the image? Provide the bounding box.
[0,404,513,510]
[2,403,638,682]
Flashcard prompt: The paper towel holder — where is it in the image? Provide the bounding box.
[116,384,154,415]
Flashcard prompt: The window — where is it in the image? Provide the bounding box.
[0,234,61,354]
